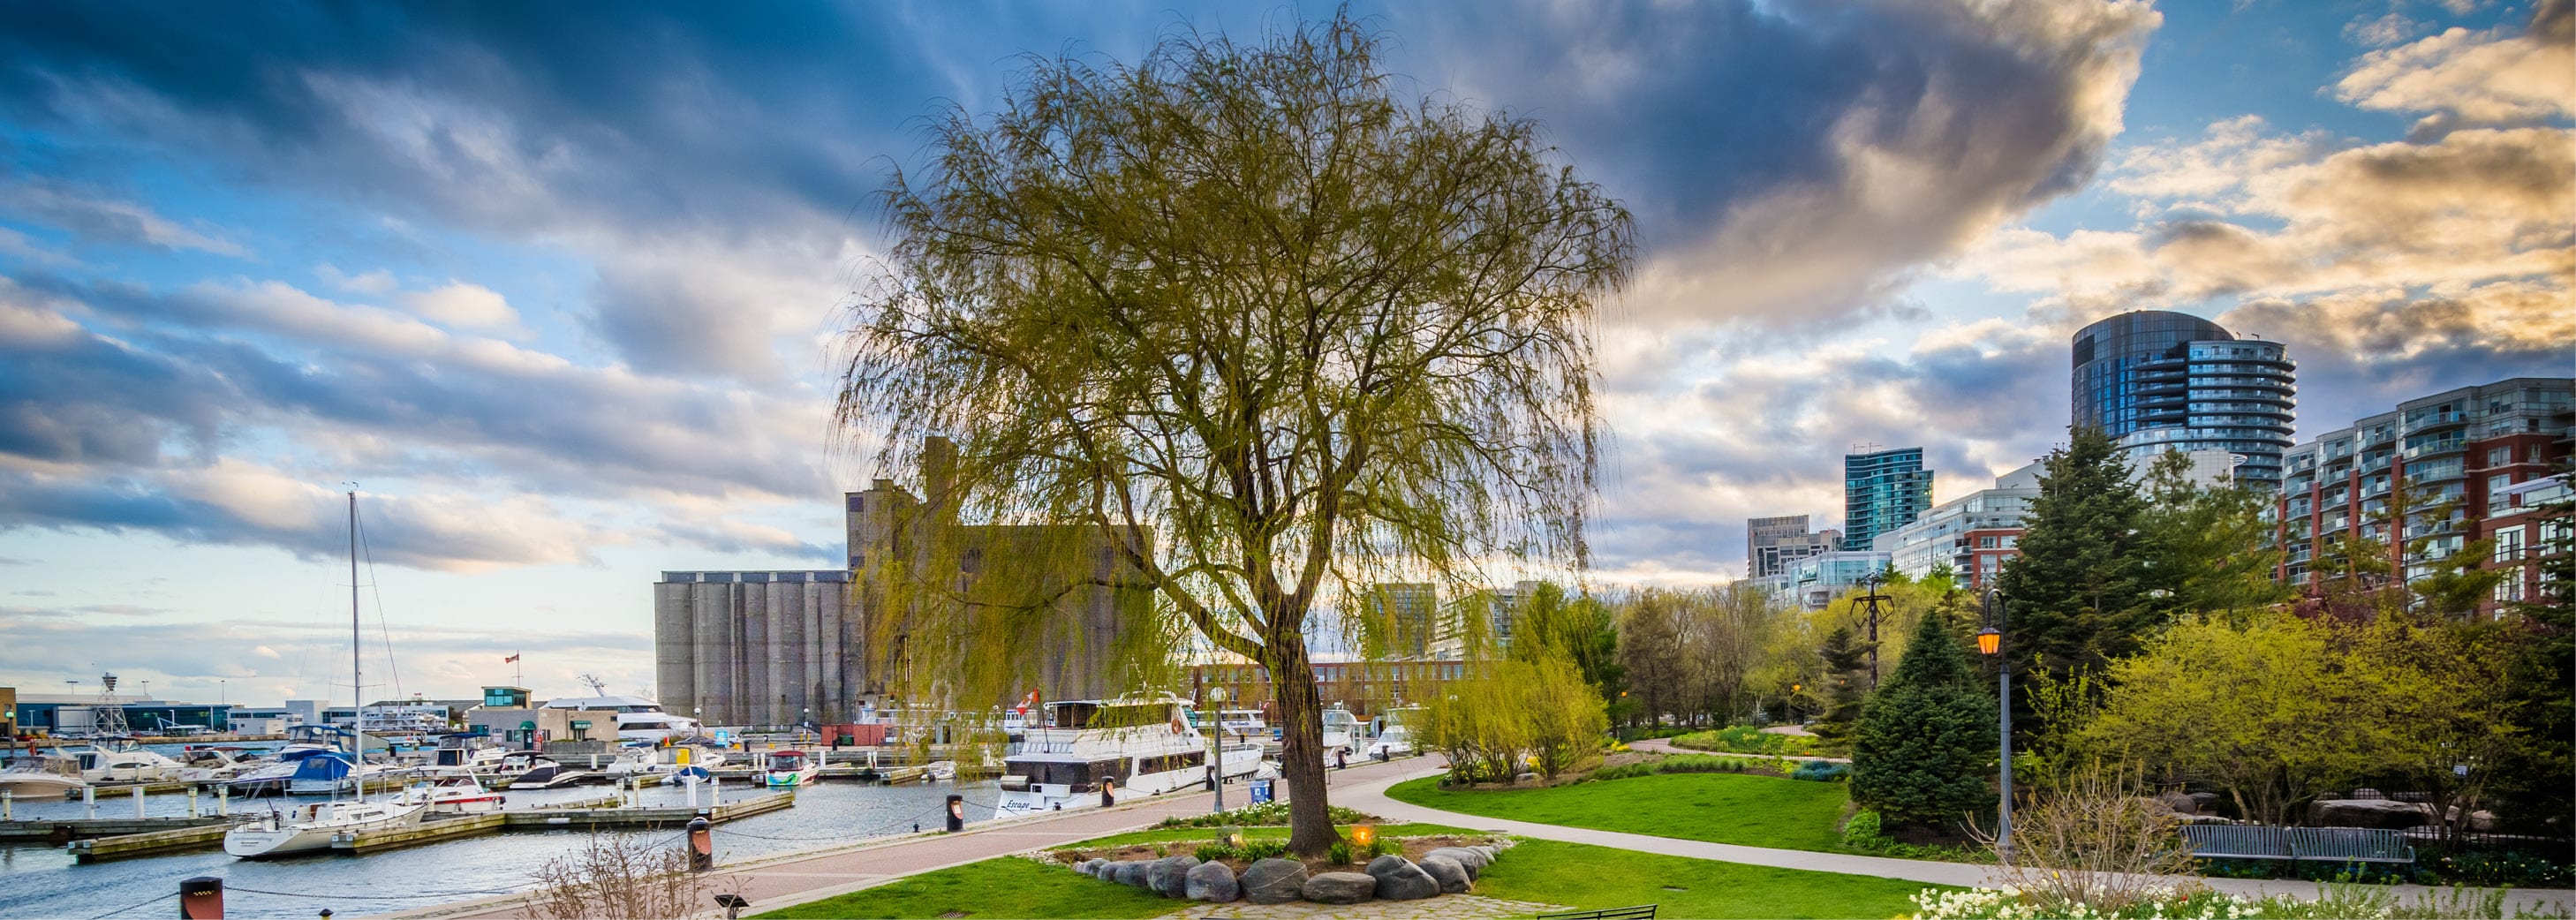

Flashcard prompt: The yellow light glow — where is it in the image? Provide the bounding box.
[1351,825,1375,847]
[1976,627,2002,656]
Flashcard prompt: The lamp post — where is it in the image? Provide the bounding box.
[1206,686,1229,813]
[1975,587,2012,862]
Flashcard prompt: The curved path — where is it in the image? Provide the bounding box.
[1337,765,2576,916]
[1628,735,1849,764]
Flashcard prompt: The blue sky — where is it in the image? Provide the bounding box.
[1,0,2567,705]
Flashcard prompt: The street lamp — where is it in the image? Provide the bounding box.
[1206,686,1229,813]
[1976,588,2012,861]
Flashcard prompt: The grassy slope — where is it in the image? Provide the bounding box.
[1386,773,1852,853]
[752,856,1173,920]
[1477,839,1939,919]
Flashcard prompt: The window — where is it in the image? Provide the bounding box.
[2490,473,2513,493]
[2488,446,2513,467]
[2496,527,2525,563]
[2495,579,2525,604]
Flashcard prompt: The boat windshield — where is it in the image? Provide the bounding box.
[1046,703,1169,730]
[1004,758,1125,788]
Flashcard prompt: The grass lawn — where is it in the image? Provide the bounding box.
[1053,822,1473,850]
[1386,773,1852,853]
[750,855,1173,919]
[1477,838,1942,918]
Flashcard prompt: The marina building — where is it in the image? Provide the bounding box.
[1843,449,1932,552]
[2275,377,2572,614]
[653,569,857,728]
[2073,310,2296,488]
[1747,515,1839,580]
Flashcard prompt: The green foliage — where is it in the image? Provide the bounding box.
[1503,582,1626,702]
[1326,839,1353,864]
[1477,839,1944,919]
[2136,449,2293,624]
[753,855,1172,919]
[1671,725,1817,756]
[2084,615,2361,826]
[1613,584,1796,728]
[1426,653,1610,782]
[1587,761,1656,781]
[1909,883,2573,920]
[1586,753,1758,781]
[1789,760,1849,782]
[1850,609,1997,830]
[1193,838,1291,863]
[1152,801,1375,828]
[1840,809,1887,849]
[1815,625,1871,735]
[831,7,1632,857]
[1994,426,2157,738]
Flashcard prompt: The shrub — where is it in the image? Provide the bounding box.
[1657,754,1754,773]
[1673,725,1819,757]
[1154,801,1375,828]
[1790,760,1850,782]
[1849,612,1995,830]
[527,833,710,920]
[1589,762,1656,781]
[1989,762,2194,916]
[1841,809,1890,850]
[1328,840,1353,864]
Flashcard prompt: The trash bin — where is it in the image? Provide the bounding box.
[1248,779,1274,804]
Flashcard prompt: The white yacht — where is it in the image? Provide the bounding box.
[223,798,428,858]
[993,698,1212,820]
[539,696,703,744]
[60,745,187,783]
[1319,705,1364,763]
[399,769,504,815]
[0,753,88,795]
[1215,709,1269,738]
[1364,725,1417,759]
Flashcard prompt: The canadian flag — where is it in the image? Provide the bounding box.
[504,654,520,663]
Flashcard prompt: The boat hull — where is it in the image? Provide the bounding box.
[0,774,87,796]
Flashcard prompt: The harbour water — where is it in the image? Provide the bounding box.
[0,778,1003,919]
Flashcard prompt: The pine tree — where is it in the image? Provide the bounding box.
[1850,609,1997,830]
[1814,626,1872,735]
[1993,426,2154,739]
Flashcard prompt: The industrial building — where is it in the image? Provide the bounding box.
[653,569,857,727]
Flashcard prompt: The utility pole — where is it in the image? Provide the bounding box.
[1855,573,1892,689]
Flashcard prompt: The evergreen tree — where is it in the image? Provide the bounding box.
[1814,625,1871,735]
[2137,449,2291,625]
[1993,426,2154,738]
[1850,609,1997,830]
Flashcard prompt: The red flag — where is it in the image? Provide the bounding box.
[504,654,520,663]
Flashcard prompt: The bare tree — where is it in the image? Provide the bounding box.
[527,833,711,920]
[834,11,1631,856]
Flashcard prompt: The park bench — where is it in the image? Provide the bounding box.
[2180,826,2416,863]
[1537,906,1658,920]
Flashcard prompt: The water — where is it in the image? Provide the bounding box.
[0,779,1003,919]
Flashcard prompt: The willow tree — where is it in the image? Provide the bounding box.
[834,13,1631,856]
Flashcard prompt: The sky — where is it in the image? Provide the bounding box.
[0,0,2567,706]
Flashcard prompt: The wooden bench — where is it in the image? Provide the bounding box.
[1537,906,1658,920]
[2180,826,2416,863]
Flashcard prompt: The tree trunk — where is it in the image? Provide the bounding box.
[1265,641,1336,856]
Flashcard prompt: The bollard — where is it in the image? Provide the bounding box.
[217,786,230,817]
[136,784,148,818]
[944,794,963,833]
[84,784,96,819]
[684,817,714,872]
[178,876,224,919]
[189,789,200,818]
[3,789,11,821]
[710,777,721,809]
[684,776,699,810]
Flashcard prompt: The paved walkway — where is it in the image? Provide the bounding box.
[1339,765,2576,916]
[381,756,1435,920]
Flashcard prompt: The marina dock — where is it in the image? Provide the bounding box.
[57,790,797,863]
[0,816,230,841]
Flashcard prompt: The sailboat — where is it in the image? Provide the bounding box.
[225,488,428,858]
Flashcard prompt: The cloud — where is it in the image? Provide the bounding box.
[2336,0,2574,130]
[1420,0,2160,325]
[316,264,397,295]
[2346,12,2428,47]
[0,182,249,257]
[402,280,522,330]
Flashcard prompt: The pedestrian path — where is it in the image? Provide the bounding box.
[381,757,1433,920]
[1336,765,2576,916]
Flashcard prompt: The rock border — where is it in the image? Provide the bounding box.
[1069,840,1508,905]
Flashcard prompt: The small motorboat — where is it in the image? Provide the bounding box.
[401,769,504,815]
[922,760,957,781]
[223,797,428,858]
[502,756,591,790]
[762,750,820,787]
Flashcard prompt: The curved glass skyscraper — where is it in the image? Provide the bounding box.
[2072,311,2296,487]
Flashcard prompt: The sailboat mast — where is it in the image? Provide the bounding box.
[351,488,362,754]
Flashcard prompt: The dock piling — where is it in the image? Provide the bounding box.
[216,787,229,817]
[685,817,713,872]
[188,789,200,818]
[710,777,722,808]
[3,789,11,820]
[83,785,95,819]
[133,785,147,818]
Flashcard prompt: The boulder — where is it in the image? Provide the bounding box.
[2310,797,2432,829]
[1302,871,1379,905]
[1114,861,1153,887]
[1076,858,1104,876]
[1184,860,1241,902]
[2157,791,2199,815]
[1242,858,1310,905]
[1424,847,1490,879]
[1514,772,1540,785]
[2188,792,2223,813]
[1365,855,1440,901]
[2445,807,2503,833]
[1149,856,1200,897]
[1417,854,1471,894]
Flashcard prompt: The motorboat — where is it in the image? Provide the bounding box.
[993,698,1212,820]
[428,732,509,771]
[0,754,88,796]
[223,745,337,793]
[60,745,187,783]
[922,759,957,781]
[223,797,428,858]
[400,769,504,815]
[1318,705,1364,764]
[1364,726,1417,760]
[762,750,820,787]
[539,695,704,744]
[173,748,252,782]
[502,755,590,790]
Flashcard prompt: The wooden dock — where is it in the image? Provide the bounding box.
[70,822,234,863]
[0,816,230,841]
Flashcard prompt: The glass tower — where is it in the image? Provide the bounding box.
[2072,311,2296,488]
[1843,448,1931,552]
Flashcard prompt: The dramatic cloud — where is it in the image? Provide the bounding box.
[2337,0,2574,131]
[1424,0,2160,325]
